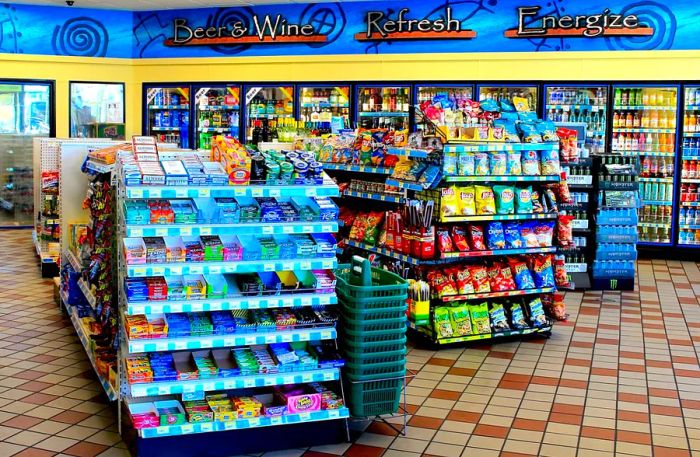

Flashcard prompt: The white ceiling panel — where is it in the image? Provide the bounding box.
[9,0,378,10]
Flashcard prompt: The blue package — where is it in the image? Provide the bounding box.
[499,99,516,112]
[486,222,506,250]
[510,258,536,290]
[531,255,555,288]
[504,222,523,249]
[480,99,500,112]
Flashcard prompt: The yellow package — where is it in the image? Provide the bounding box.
[457,186,476,216]
[513,96,530,112]
[440,186,460,219]
[474,185,496,215]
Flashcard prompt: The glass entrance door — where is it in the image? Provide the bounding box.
[0,81,52,227]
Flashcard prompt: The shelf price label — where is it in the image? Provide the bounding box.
[132,267,146,277]
[301,297,311,307]
[262,226,274,234]
[130,189,143,198]
[244,378,255,388]
[152,267,165,276]
[251,188,264,197]
[179,227,192,236]
[302,226,313,233]
[269,189,281,197]
[322,225,333,232]
[130,228,143,237]
[283,226,294,234]
[198,189,210,197]
[208,266,221,274]
[200,227,212,236]
[270,416,283,425]
[264,263,275,272]
[175,188,188,198]
[174,341,187,350]
[298,412,311,421]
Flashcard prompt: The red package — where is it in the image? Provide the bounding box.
[437,228,454,253]
[488,262,516,292]
[553,255,571,289]
[451,226,470,252]
[542,293,568,321]
[449,267,474,295]
[468,224,486,251]
[554,175,573,204]
[427,270,458,298]
[557,215,574,247]
[469,265,491,293]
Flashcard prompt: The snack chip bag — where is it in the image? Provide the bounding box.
[449,305,472,336]
[443,152,458,176]
[510,302,529,329]
[437,228,454,253]
[542,293,568,321]
[469,265,491,293]
[453,267,475,294]
[440,186,460,219]
[534,221,555,247]
[500,99,516,112]
[469,224,487,251]
[504,222,523,249]
[554,179,573,204]
[530,255,555,288]
[458,152,475,176]
[507,151,522,175]
[521,150,540,175]
[527,297,548,327]
[531,190,545,213]
[349,213,369,241]
[557,215,574,247]
[470,303,491,334]
[540,149,561,175]
[493,185,515,215]
[537,120,559,142]
[508,257,536,290]
[480,99,500,112]
[489,303,511,332]
[457,186,476,216]
[419,165,442,189]
[451,226,470,252]
[495,120,520,143]
[486,222,506,250]
[433,307,453,338]
[516,186,533,214]
[428,270,458,298]
[518,123,542,143]
[393,129,409,147]
[362,212,385,246]
[512,97,530,113]
[474,153,490,176]
[520,222,539,248]
[490,152,507,176]
[488,262,516,292]
[553,255,571,289]
[475,185,496,215]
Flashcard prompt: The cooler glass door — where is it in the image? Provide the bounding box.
[244,85,295,144]
[298,85,350,133]
[611,84,679,246]
[193,85,241,149]
[476,84,539,113]
[414,84,474,136]
[544,84,608,154]
[355,85,411,130]
[145,86,191,149]
[678,85,700,247]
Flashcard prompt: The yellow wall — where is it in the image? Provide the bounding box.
[4,50,700,137]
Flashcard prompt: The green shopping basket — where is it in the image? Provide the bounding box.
[344,376,404,417]
[340,309,407,334]
[339,303,407,322]
[341,335,407,354]
[339,326,407,348]
[336,257,408,306]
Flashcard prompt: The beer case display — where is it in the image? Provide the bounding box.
[298,85,350,131]
[679,85,700,246]
[611,84,679,246]
[244,85,295,144]
[145,86,191,149]
[477,84,538,113]
[355,85,410,130]
[414,84,474,135]
[194,85,241,150]
[544,85,608,154]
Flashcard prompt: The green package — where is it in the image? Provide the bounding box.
[433,307,453,338]
[449,305,472,336]
[470,302,491,335]
[493,185,515,215]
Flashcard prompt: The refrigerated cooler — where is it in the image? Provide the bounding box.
[544,84,608,154]
[244,85,295,144]
[144,85,191,148]
[298,85,350,132]
[355,85,410,130]
[414,84,474,135]
[477,84,538,113]
[611,84,679,246]
[193,85,240,150]
[678,85,700,247]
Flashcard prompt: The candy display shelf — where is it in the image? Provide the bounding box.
[117,152,347,448]
[440,213,557,223]
[133,408,350,439]
[125,291,337,315]
[439,287,557,303]
[444,175,560,183]
[343,190,405,204]
[129,367,340,398]
[409,319,552,345]
[122,221,338,238]
[125,326,338,353]
[321,163,392,175]
[77,278,97,309]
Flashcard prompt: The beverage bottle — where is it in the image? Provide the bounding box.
[625,111,633,127]
[611,133,619,151]
[691,113,698,132]
[641,111,649,128]
[666,157,674,177]
[690,160,697,179]
[642,155,651,176]
[690,209,697,225]
[665,91,672,106]
[631,133,639,151]
[650,110,659,128]
[622,88,629,105]
[647,132,655,151]
[619,132,627,151]
[685,112,690,129]
[683,160,689,179]
[649,89,657,106]
[650,158,659,177]
[681,208,687,224]
[669,111,676,129]
[667,133,675,153]
[637,132,646,151]
[613,111,620,127]
[632,112,641,128]
[615,88,622,105]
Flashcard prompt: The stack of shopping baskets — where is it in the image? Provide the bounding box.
[336,256,408,417]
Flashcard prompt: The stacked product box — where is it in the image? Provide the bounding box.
[592,155,639,290]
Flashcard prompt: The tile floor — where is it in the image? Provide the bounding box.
[2,229,700,457]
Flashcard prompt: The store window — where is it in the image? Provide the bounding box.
[69,82,125,140]
[0,81,52,227]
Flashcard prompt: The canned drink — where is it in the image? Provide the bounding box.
[251,155,266,183]
[171,94,179,106]
[658,183,666,201]
[650,183,659,201]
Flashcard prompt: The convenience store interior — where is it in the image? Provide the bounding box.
[4,1,700,457]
